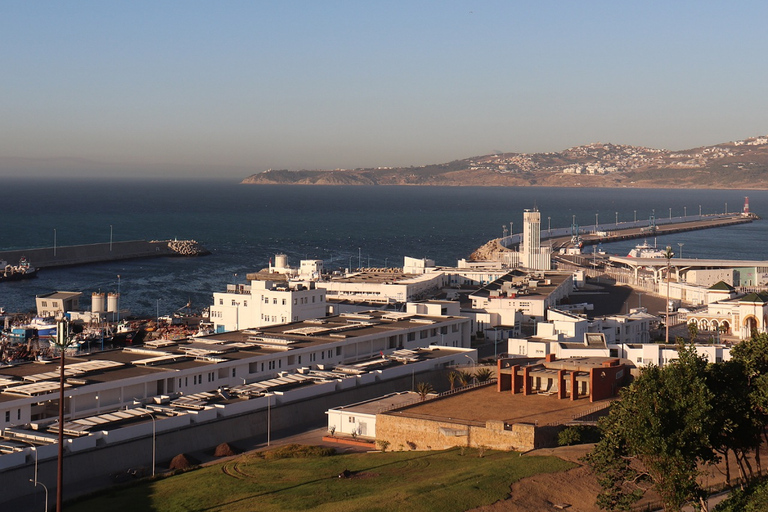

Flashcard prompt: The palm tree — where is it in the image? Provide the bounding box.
[456,370,472,387]
[474,368,493,382]
[447,371,458,390]
[664,245,674,344]
[416,381,434,401]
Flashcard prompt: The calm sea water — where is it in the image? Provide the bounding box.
[1,178,766,316]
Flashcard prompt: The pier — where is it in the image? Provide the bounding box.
[471,212,757,261]
[0,239,209,270]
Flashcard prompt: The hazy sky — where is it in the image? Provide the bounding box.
[2,1,767,178]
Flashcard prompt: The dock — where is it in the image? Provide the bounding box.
[549,213,757,250]
[0,239,209,270]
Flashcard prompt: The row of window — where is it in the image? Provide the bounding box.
[4,409,21,423]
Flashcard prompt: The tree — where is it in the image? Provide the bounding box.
[447,371,458,390]
[474,367,493,382]
[456,370,472,387]
[584,342,715,511]
[688,321,698,343]
[416,381,434,401]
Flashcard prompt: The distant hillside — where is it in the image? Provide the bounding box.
[241,135,768,189]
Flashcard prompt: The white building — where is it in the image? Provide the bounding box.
[209,279,326,332]
[469,271,573,325]
[317,271,446,304]
[0,310,472,432]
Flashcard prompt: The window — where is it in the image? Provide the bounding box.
[441,326,448,334]
[312,296,315,303]
[232,368,236,377]
[231,300,237,306]
[264,297,268,303]
[17,409,20,420]
[282,299,286,305]
[42,301,47,307]
[348,416,356,423]
[452,324,459,333]
[273,298,277,304]
[420,330,428,339]
[298,355,302,364]
[219,299,223,305]
[4,411,8,422]
[407,332,416,341]
[243,300,247,307]
[294,299,298,305]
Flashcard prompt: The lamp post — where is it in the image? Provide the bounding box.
[52,318,75,512]
[615,211,618,225]
[53,229,57,257]
[234,302,240,331]
[30,479,48,512]
[358,247,361,269]
[725,202,727,214]
[143,411,156,477]
[110,225,113,252]
[117,275,121,324]
[669,207,672,220]
[464,354,476,367]
[156,298,160,327]
[684,206,687,218]
[547,216,551,234]
[678,243,684,259]
[266,393,272,447]
[634,210,637,223]
[595,213,599,231]
[699,205,702,217]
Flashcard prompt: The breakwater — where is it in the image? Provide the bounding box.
[471,213,757,261]
[0,240,209,270]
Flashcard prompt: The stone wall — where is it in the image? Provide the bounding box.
[376,413,563,452]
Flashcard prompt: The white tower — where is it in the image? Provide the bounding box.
[522,208,551,270]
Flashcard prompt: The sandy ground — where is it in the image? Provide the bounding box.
[469,443,767,512]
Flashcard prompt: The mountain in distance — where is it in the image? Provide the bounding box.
[242,135,768,189]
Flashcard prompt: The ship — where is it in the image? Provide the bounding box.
[0,256,38,282]
[627,240,668,258]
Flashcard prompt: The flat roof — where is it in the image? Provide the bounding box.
[385,385,608,426]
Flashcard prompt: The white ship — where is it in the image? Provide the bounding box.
[627,240,667,258]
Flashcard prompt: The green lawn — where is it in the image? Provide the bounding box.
[67,446,575,512]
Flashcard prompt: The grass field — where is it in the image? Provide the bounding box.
[66,445,575,512]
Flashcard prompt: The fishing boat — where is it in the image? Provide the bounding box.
[0,256,38,282]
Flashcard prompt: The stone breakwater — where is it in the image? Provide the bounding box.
[0,240,210,270]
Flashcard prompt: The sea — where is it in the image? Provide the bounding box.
[2,178,767,317]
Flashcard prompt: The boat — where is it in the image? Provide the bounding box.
[627,240,667,258]
[25,317,58,337]
[0,256,38,282]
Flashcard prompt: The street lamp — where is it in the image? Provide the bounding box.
[615,212,618,225]
[53,228,57,257]
[133,407,156,478]
[699,205,702,217]
[684,206,687,218]
[30,479,48,512]
[266,393,272,447]
[669,207,672,220]
[110,225,113,252]
[464,354,476,367]
[117,275,121,324]
[634,210,637,223]
[548,216,551,234]
[678,243,684,259]
[20,440,39,485]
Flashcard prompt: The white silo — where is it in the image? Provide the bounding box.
[274,254,288,270]
[92,292,106,313]
[107,292,119,313]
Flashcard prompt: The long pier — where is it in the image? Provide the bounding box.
[549,213,757,250]
[0,239,209,270]
[472,213,757,261]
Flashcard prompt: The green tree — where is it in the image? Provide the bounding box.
[688,321,698,343]
[584,342,715,511]
[416,381,434,401]
[447,371,458,390]
[474,367,493,382]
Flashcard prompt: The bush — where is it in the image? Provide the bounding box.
[557,425,601,446]
[260,444,336,460]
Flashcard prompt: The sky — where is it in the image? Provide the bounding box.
[2,1,767,179]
